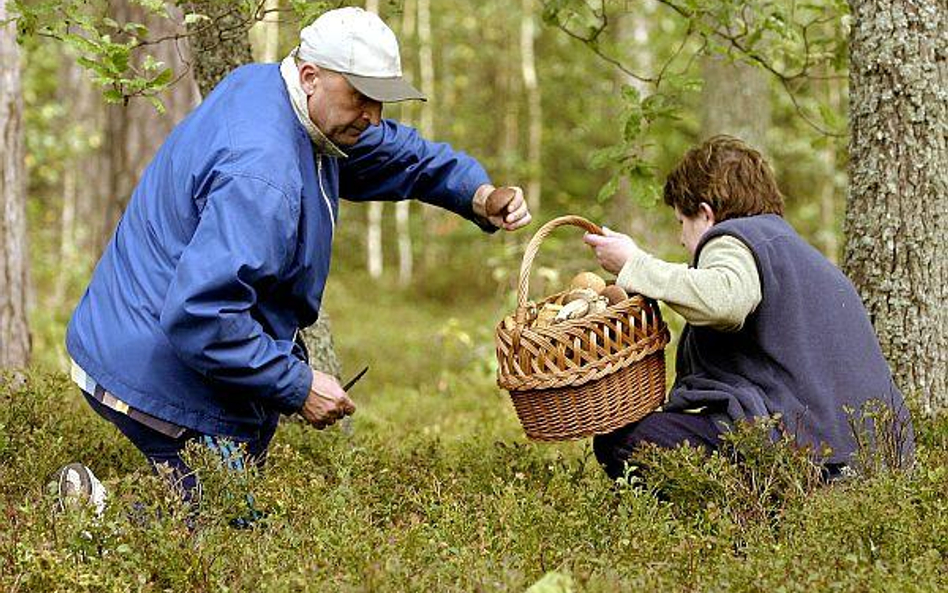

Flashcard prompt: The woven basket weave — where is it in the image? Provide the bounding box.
[495,215,670,441]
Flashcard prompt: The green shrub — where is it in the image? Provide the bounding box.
[3,274,946,591]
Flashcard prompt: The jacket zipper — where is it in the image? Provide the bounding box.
[316,155,336,234]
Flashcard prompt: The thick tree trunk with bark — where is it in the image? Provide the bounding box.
[182,1,255,97]
[0,3,31,368]
[844,0,947,412]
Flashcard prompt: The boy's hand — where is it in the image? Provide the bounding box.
[583,227,644,275]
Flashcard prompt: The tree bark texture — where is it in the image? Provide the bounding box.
[844,0,947,412]
[0,3,31,368]
[183,0,255,97]
[184,2,343,378]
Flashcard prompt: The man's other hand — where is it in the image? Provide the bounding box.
[473,184,532,231]
[300,371,356,429]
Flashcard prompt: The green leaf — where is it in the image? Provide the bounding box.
[103,88,125,104]
[123,22,149,36]
[148,95,167,115]
[151,67,173,87]
[596,176,620,204]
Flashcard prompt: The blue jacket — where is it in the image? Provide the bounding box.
[66,64,491,438]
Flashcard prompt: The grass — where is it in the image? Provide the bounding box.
[2,268,947,592]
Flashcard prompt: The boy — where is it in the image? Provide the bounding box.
[584,136,913,480]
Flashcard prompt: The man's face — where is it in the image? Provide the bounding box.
[675,205,715,257]
[303,65,383,146]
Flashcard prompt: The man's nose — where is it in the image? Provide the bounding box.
[363,101,383,126]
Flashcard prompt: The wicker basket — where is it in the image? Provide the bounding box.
[495,215,670,441]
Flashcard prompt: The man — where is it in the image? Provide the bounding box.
[584,136,913,482]
[58,7,531,510]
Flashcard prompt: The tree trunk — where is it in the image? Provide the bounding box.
[96,2,200,254]
[182,1,255,97]
[699,55,770,151]
[818,79,842,264]
[250,0,282,62]
[54,58,96,303]
[417,0,444,274]
[395,0,419,287]
[367,202,384,278]
[611,8,659,238]
[844,0,947,412]
[0,2,31,368]
[520,0,542,214]
[365,0,385,282]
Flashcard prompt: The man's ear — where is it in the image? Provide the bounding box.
[298,62,320,95]
[698,202,716,225]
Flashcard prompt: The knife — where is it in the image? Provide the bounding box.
[342,365,369,392]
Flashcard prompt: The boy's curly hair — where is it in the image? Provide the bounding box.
[663,135,784,221]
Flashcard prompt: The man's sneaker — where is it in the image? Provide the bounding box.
[54,463,107,516]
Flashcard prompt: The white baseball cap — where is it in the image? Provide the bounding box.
[297,7,426,103]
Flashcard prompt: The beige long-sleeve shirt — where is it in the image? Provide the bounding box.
[616,236,762,331]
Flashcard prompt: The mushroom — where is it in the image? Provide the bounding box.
[570,271,606,294]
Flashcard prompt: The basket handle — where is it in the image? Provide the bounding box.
[515,215,603,324]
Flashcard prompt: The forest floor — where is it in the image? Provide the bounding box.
[2,269,946,592]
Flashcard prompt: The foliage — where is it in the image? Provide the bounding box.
[2,276,947,591]
[7,0,340,107]
[541,0,850,207]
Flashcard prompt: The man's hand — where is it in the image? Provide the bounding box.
[473,184,532,231]
[300,370,356,430]
[583,227,645,275]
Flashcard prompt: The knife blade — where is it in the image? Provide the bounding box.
[342,365,369,392]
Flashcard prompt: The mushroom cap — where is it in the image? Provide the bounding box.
[600,284,629,305]
[570,271,606,293]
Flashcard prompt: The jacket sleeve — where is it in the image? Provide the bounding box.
[338,119,494,230]
[158,173,312,414]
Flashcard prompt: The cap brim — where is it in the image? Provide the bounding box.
[343,73,427,103]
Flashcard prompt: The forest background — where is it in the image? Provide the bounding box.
[0,0,946,591]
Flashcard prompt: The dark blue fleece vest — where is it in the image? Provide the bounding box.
[666,214,913,465]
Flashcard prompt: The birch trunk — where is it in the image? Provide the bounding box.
[418,0,443,274]
[395,0,420,287]
[0,2,31,368]
[520,0,542,213]
[844,0,947,412]
[367,202,384,278]
[365,0,385,280]
[251,0,282,62]
[612,5,662,240]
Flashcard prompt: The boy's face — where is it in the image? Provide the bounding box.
[675,204,715,256]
